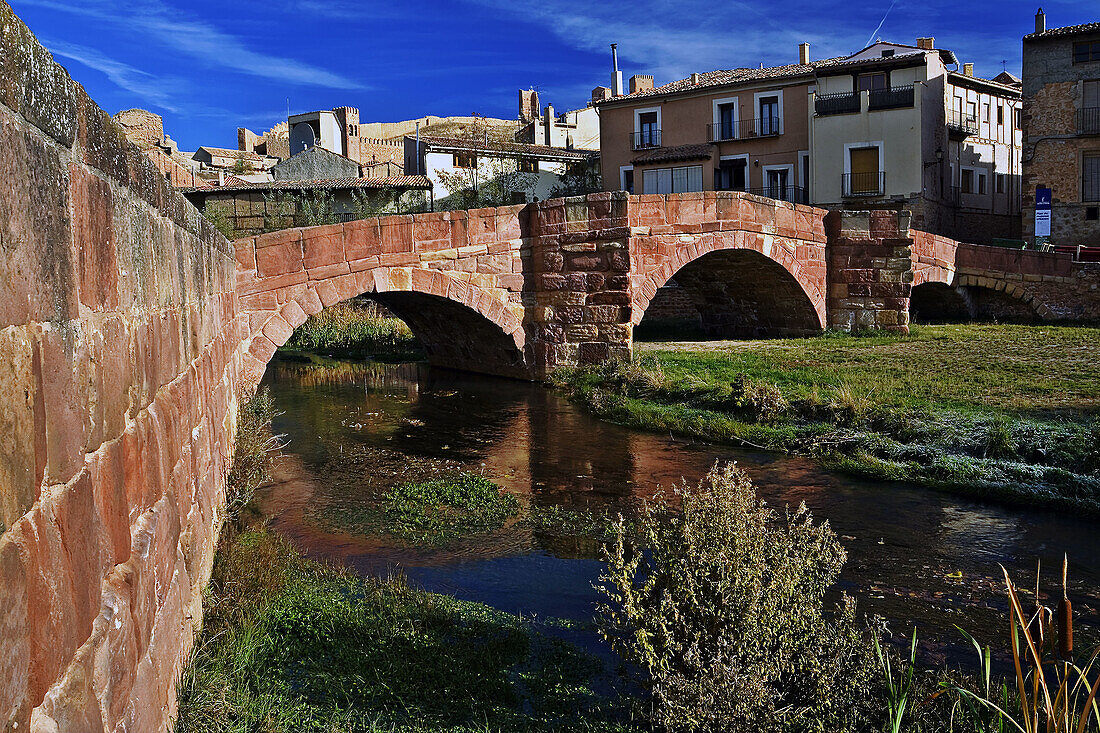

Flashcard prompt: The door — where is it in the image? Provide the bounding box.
[758,96,779,136]
[766,168,789,200]
[717,159,747,191]
[718,103,737,140]
[849,147,879,194]
[638,112,659,147]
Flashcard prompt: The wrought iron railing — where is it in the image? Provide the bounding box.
[815,91,861,116]
[1078,108,1100,135]
[868,85,915,110]
[842,172,885,197]
[947,111,979,135]
[745,185,808,204]
[707,116,782,141]
[631,129,662,150]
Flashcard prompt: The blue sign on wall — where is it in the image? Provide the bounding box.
[1035,187,1052,238]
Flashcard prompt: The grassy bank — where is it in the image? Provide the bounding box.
[281,299,423,360]
[551,324,1100,512]
[176,529,634,733]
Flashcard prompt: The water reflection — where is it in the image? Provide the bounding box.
[258,357,1100,661]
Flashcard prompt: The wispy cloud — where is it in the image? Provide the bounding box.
[43,37,183,111]
[11,0,365,89]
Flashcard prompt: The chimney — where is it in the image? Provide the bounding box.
[963,62,974,77]
[916,37,935,50]
[591,86,612,104]
[799,42,810,65]
[629,74,654,94]
[691,72,700,85]
[1035,7,1046,33]
[611,44,624,96]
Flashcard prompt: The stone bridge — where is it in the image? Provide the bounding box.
[1,3,1099,731]
[235,198,1100,381]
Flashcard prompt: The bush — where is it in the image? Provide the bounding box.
[596,462,879,732]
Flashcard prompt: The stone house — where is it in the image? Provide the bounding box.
[272,145,362,181]
[192,146,278,174]
[1022,11,1100,246]
[516,88,601,150]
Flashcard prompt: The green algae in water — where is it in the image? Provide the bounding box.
[384,473,520,543]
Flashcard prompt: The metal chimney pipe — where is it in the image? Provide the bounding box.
[611,44,624,96]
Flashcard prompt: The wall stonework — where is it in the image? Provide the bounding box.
[0,3,243,730]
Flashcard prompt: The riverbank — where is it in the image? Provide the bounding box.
[551,324,1100,513]
[176,527,635,733]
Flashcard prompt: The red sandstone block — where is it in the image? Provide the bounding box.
[348,255,382,273]
[333,273,361,301]
[301,223,345,270]
[477,254,512,275]
[379,252,418,267]
[71,164,119,312]
[36,324,88,486]
[496,213,521,240]
[447,277,470,303]
[234,238,257,271]
[314,279,340,307]
[412,212,449,244]
[255,240,304,279]
[344,218,382,260]
[306,261,352,281]
[411,268,433,293]
[261,314,294,347]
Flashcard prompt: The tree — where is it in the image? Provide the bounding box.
[432,114,538,210]
[231,152,249,175]
[549,160,602,199]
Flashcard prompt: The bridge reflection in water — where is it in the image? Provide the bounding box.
[257,357,1100,663]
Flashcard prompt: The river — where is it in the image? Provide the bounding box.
[256,356,1100,665]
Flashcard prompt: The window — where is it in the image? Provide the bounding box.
[1073,41,1100,64]
[716,158,747,190]
[997,104,1004,125]
[857,72,888,91]
[518,158,538,173]
[638,111,660,147]
[510,192,527,204]
[717,102,737,140]
[642,165,703,194]
[454,153,477,168]
[1084,153,1100,202]
[847,145,881,195]
[996,173,1006,194]
[621,167,634,194]
[1015,108,1023,129]
[1086,80,1100,108]
[983,103,990,123]
[967,101,978,120]
[765,167,789,199]
[977,171,987,195]
[881,49,895,58]
[758,95,780,135]
[961,168,974,194]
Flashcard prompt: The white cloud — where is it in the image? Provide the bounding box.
[43,38,183,112]
[11,0,365,89]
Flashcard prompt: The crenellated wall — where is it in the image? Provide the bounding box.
[0,3,244,730]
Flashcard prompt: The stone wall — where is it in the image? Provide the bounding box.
[0,3,243,730]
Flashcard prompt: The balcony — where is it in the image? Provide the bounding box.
[1079,108,1100,135]
[745,185,808,204]
[707,117,782,142]
[842,172,885,197]
[947,111,978,137]
[868,85,915,111]
[631,129,662,150]
[815,91,861,116]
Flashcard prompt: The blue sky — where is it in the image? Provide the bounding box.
[8,0,1094,152]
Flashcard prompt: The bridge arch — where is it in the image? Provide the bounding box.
[632,235,825,337]
[909,274,1050,324]
[240,266,529,381]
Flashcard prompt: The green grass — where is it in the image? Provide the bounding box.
[553,325,1100,512]
[639,324,1100,418]
[176,529,636,733]
[282,300,423,359]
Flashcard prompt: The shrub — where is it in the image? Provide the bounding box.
[596,462,878,732]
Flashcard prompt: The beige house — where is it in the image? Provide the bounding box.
[596,47,819,202]
[812,39,1023,242]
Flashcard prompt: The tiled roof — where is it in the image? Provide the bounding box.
[196,146,265,161]
[603,61,837,103]
[414,134,597,160]
[180,175,433,194]
[632,143,714,165]
[1025,22,1100,40]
